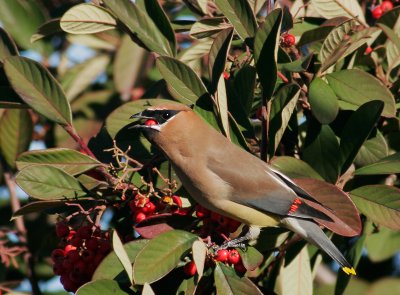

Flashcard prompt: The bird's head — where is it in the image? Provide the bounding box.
[130,103,192,141]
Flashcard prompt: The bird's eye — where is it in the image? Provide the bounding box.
[161,111,171,120]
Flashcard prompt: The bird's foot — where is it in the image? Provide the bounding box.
[215,240,247,251]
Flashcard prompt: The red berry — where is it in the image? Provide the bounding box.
[135,212,147,223]
[195,204,210,218]
[51,249,65,263]
[85,237,99,251]
[364,46,373,55]
[81,249,96,262]
[210,212,221,222]
[66,249,80,263]
[282,33,295,47]
[53,262,65,275]
[141,202,156,215]
[215,249,229,263]
[98,240,111,254]
[172,195,182,207]
[145,119,157,126]
[372,6,383,19]
[228,219,241,232]
[94,253,105,266]
[234,260,247,273]
[73,260,87,274]
[228,249,241,265]
[183,261,197,277]
[77,225,93,240]
[62,259,74,272]
[381,1,393,12]
[66,230,76,242]
[60,275,78,292]
[56,222,69,238]
[64,244,77,253]
[70,236,82,247]
[223,72,230,80]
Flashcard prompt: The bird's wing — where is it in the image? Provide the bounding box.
[208,145,332,221]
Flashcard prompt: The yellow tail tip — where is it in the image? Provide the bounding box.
[342,267,356,275]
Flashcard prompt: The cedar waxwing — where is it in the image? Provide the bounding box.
[130,103,356,275]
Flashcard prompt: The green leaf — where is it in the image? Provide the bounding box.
[176,276,197,295]
[297,26,334,47]
[354,131,388,168]
[179,38,213,65]
[133,230,197,284]
[355,151,400,175]
[0,27,18,62]
[232,65,256,115]
[93,240,149,282]
[308,77,339,124]
[335,234,366,295]
[103,0,173,56]
[275,246,312,295]
[156,56,209,104]
[31,19,62,43]
[339,100,384,174]
[237,246,263,271]
[76,279,132,295]
[60,4,117,34]
[214,0,257,40]
[4,56,72,126]
[0,109,32,169]
[278,53,313,72]
[216,67,230,140]
[12,200,84,218]
[114,35,147,100]
[16,165,87,200]
[214,263,263,295]
[190,17,232,39]
[192,240,207,278]
[312,0,366,25]
[209,28,233,93]
[365,224,400,262]
[377,24,400,74]
[268,83,300,157]
[112,231,133,285]
[326,69,395,117]
[140,0,177,56]
[303,124,340,183]
[350,185,400,231]
[270,156,324,180]
[319,20,356,73]
[254,9,282,100]
[142,283,155,295]
[62,54,110,101]
[0,0,50,55]
[16,148,100,175]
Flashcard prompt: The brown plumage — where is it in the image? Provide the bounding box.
[130,103,356,275]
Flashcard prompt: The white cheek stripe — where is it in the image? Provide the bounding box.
[148,114,178,131]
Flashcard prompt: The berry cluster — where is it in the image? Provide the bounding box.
[129,194,183,223]
[52,222,111,293]
[195,204,241,239]
[371,1,394,19]
[214,249,246,273]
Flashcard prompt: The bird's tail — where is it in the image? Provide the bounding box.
[281,217,356,275]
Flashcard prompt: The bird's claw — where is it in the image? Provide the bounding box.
[215,240,247,251]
